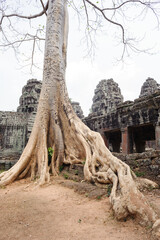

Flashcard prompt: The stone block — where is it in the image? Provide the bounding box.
[149,165,160,175]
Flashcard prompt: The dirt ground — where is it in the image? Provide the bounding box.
[0,177,160,240]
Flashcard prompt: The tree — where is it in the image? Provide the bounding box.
[0,0,160,236]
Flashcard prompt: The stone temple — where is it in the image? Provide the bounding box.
[86,77,160,154]
[1,76,160,182]
[0,79,84,168]
[91,79,123,116]
[1,77,160,166]
[139,77,160,97]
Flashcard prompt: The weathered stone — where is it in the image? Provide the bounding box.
[126,153,141,161]
[149,165,160,175]
[0,112,27,154]
[137,158,152,167]
[142,158,152,166]
[1,77,160,185]
[154,157,160,165]
[91,79,123,116]
[71,101,84,119]
[113,153,126,161]
[17,79,42,113]
[114,151,160,184]
[0,79,84,166]
[86,78,160,154]
[139,77,160,98]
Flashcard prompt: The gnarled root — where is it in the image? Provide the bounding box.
[153,219,160,238]
[0,107,159,236]
[68,116,160,233]
[0,124,51,186]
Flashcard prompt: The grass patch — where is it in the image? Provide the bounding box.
[97,195,102,200]
[107,184,113,197]
[63,173,69,179]
[134,171,145,177]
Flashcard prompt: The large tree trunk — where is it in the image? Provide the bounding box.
[0,0,160,236]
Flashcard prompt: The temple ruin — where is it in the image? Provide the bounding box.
[0,79,84,169]
[1,77,160,180]
[85,77,160,154]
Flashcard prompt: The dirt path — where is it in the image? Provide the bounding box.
[0,178,157,240]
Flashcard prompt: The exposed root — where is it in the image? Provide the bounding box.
[67,116,160,233]
[0,131,37,186]
[0,101,159,236]
[152,219,160,238]
[136,177,159,190]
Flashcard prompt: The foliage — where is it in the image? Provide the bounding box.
[107,184,113,197]
[75,170,78,175]
[59,164,64,172]
[134,171,145,177]
[48,147,54,165]
[97,195,102,200]
[63,173,69,179]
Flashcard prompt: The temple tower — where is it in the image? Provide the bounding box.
[91,79,123,116]
[139,77,160,97]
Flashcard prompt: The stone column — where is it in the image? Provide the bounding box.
[155,124,160,150]
[121,127,130,154]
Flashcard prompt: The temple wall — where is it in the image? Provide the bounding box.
[86,78,160,154]
[0,79,84,170]
[0,111,27,169]
[1,77,160,178]
[114,151,160,184]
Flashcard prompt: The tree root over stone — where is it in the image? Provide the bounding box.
[0,114,160,237]
[1,0,160,237]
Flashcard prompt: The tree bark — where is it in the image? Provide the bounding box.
[0,0,160,236]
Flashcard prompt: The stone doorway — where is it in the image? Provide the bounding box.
[104,130,121,152]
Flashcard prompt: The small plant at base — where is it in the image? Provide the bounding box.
[48,147,54,165]
[146,224,152,229]
[134,171,145,177]
[63,173,69,179]
[107,184,113,197]
[59,164,64,172]
[75,170,78,175]
[97,195,101,200]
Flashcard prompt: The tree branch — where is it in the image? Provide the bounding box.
[40,0,48,16]
[84,0,125,43]
[0,0,49,26]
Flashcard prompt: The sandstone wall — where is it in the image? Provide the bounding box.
[113,151,160,184]
[0,111,27,168]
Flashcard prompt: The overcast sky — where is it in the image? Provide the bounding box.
[1,1,160,116]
